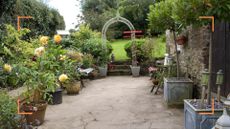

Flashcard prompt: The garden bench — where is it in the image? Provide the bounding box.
[77,68,94,88]
[123,30,143,39]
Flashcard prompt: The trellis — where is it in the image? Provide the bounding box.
[101,12,137,66]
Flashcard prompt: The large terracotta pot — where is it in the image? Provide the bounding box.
[65,81,81,95]
[23,101,47,126]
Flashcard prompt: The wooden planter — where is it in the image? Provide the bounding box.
[65,81,81,95]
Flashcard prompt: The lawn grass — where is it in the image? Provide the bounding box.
[110,40,130,61]
[110,36,166,61]
[152,35,166,58]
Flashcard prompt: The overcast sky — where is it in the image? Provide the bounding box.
[48,0,82,30]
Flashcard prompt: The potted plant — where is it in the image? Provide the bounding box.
[22,67,57,126]
[60,57,82,95]
[98,51,109,77]
[148,0,194,106]
[130,40,140,77]
[21,35,65,125]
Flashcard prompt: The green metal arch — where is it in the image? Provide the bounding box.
[101,13,137,65]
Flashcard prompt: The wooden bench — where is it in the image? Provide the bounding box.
[123,30,144,39]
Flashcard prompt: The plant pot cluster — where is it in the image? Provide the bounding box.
[17,35,85,126]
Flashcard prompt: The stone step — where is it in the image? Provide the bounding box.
[108,69,131,76]
[109,64,130,69]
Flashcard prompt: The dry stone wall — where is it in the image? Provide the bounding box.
[166,26,211,98]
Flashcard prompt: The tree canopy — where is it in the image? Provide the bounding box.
[81,0,157,39]
[0,0,65,37]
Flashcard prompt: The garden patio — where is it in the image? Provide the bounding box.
[37,76,183,129]
[1,0,230,129]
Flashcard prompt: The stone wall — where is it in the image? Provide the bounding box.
[166,26,211,98]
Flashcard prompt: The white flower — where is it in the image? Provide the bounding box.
[34,47,45,57]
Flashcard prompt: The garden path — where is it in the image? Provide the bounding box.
[39,76,183,129]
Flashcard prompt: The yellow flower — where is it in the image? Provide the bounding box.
[59,74,68,83]
[59,55,67,61]
[3,64,12,73]
[40,36,49,46]
[34,47,45,57]
[54,35,62,44]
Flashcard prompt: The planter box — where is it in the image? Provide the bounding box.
[164,77,193,106]
[130,66,140,77]
[98,66,107,77]
[184,99,225,129]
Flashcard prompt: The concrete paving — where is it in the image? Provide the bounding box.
[39,76,184,129]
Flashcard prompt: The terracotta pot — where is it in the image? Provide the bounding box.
[23,101,47,126]
[176,35,187,45]
[65,81,81,95]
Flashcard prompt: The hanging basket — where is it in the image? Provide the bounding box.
[176,35,187,45]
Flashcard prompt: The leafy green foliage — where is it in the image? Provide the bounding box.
[0,24,34,62]
[69,24,101,49]
[81,0,156,38]
[119,0,155,31]
[125,39,153,63]
[0,0,65,37]
[0,25,36,89]
[0,90,20,129]
[82,54,94,68]
[205,0,230,22]
[172,0,207,28]
[81,38,112,66]
[148,0,177,33]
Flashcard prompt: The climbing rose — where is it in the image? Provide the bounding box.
[34,47,45,57]
[39,36,49,46]
[54,35,62,44]
[3,64,12,73]
[59,74,68,83]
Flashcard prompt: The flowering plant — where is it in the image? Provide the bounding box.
[24,35,81,102]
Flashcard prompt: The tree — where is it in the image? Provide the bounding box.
[81,0,157,38]
[148,0,180,77]
[0,0,65,37]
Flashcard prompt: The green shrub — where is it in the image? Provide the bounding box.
[0,90,20,129]
[82,54,94,68]
[81,38,112,66]
[70,24,101,48]
[125,39,153,63]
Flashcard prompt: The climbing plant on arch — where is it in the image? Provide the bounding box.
[101,12,138,66]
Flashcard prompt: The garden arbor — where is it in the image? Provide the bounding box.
[102,12,137,66]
